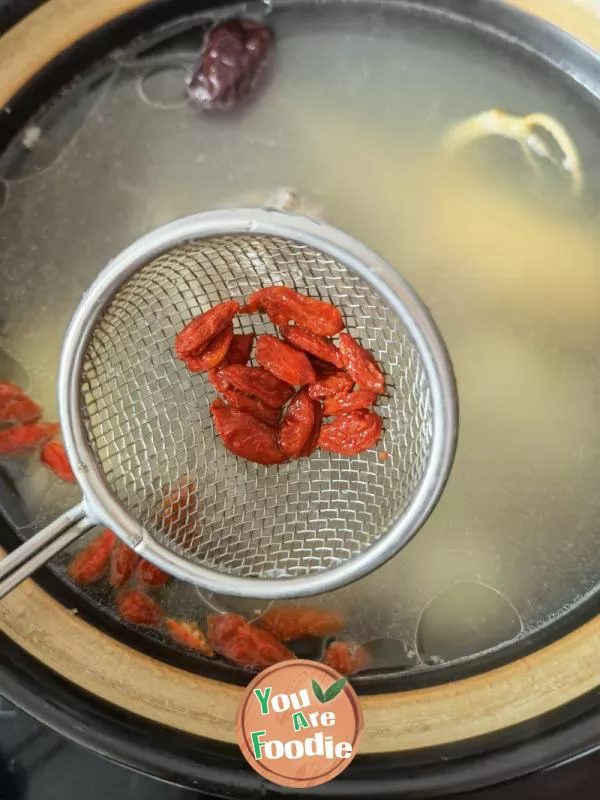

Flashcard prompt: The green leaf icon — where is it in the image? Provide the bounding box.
[323,677,347,702]
[312,677,347,703]
[312,679,325,703]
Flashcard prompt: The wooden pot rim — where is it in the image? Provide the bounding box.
[0,0,599,755]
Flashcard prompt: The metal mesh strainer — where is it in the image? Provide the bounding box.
[0,209,457,600]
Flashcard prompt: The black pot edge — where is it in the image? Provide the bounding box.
[2,628,600,798]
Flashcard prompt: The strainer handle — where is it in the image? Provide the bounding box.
[0,503,95,600]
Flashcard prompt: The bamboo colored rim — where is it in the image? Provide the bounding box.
[1,0,599,755]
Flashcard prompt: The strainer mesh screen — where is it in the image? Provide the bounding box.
[80,235,433,578]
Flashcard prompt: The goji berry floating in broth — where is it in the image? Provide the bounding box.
[207,613,294,669]
[41,441,76,483]
[0,422,60,457]
[257,606,344,641]
[68,530,116,586]
[188,20,272,112]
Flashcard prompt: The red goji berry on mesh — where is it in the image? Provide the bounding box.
[109,541,140,588]
[323,389,377,416]
[175,300,239,360]
[184,324,234,372]
[242,287,344,336]
[0,395,42,425]
[218,365,293,408]
[136,559,171,590]
[338,332,385,393]
[219,386,281,425]
[188,20,272,112]
[279,324,342,368]
[256,334,315,387]
[257,606,344,641]
[309,358,339,379]
[117,589,164,627]
[0,422,60,457]
[318,409,382,456]
[308,371,353,401]
[208,367,230,394]
[68,529,116,585]
[279,387,322,458]
[0,381,24,399]
[324,641,371,675]
[156,480,198,549]
[221,332,254,366]
[41,442,75,483]
[166,618,215,656]
[211,400,285,465]
[207,613,295,669]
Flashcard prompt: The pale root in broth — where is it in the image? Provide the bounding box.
[442,109,583,195]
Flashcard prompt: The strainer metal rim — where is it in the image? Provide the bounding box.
[58,208,457,599]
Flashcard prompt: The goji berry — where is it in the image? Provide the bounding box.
[0,381,23,399]
[117,589,164,627]
[217,365,293,408]
[158,480,197,531]
[136,559,170,590]
[325,641,371,675]
[175,300,239,360]
[246,628,295,669]
[0,395,42,425]
[40,442,75,483]
[338,332,385,393]
[257,606,344,641]
[188,20,272,111]
[218,386,281,425]
[68,529,116,585]
[318,410,382,456]
[0,422,60,457]
[308,371,353,401]
[309,358,339,379]
[211,400,285,465]
[323,389,377,416]
[242,287,344,336]
[221,332,254,366]
[207,613,295,669]
[279,387,322,458]
[256,334,315,386]
[207,611,246,645]
[165,618,215,656]
[184,323,234,372]
[207,367,230,394]
[279,324,342,368]
[109,541,140,588]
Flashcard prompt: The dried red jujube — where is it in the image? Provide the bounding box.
[188,20,272,111]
